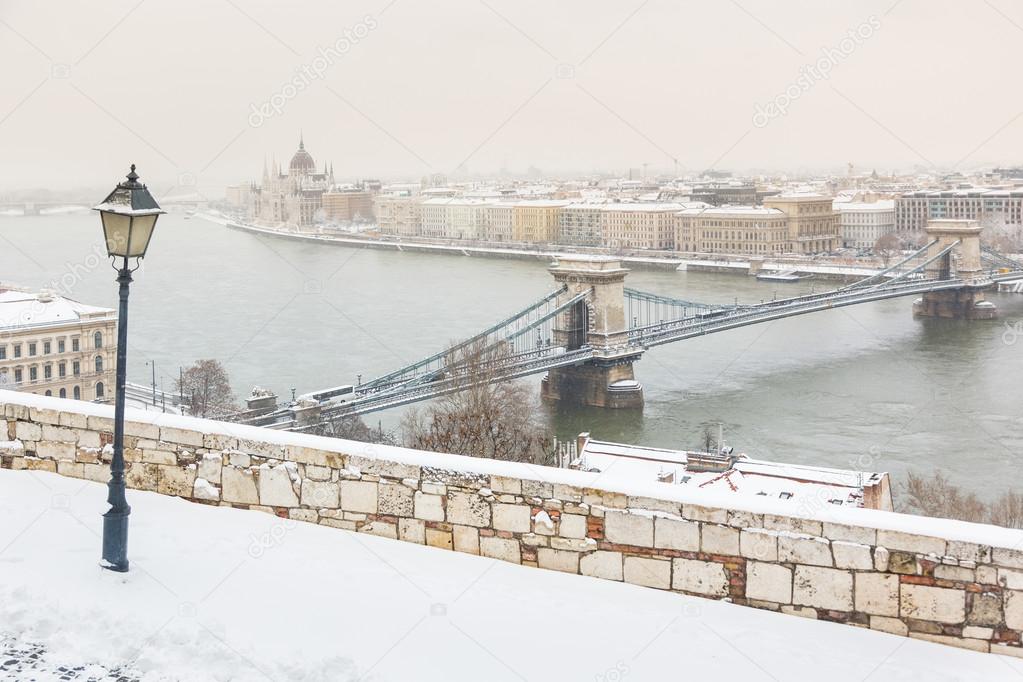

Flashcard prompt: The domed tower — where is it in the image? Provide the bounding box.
[288,134,316,183]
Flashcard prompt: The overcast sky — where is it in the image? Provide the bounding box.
[2,0,1022,196]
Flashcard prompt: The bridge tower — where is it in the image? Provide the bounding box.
[540,256,644,409]
[913,219,997,320]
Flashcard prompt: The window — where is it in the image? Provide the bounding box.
[28,343,36,356]
[72,338,79,352]
[14,369,22,383]
[95,356,103,373]
[14,344,21,359]
[43,341,51,354]
[29,367,37,381]
[44,364,52,379]
[0,346,5,360]
[59,388,66,398]
[73,361,80,376]
[73,386,80,400]
[58,339,65,353]
[59,362,66,377]
[96,382,105,398]
[94,331,103,349]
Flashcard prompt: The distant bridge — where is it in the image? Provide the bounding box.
[237,220,1022,430]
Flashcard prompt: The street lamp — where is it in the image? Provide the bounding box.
[93,164,164,572]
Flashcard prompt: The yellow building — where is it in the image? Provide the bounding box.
[322,189,374,223]
[762,194,841,254]
[675,207,790,255]
[601,203,681,250]
[0,288,116,401]
[512,201,570,243]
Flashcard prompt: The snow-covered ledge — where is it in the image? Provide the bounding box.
[2,389,1022,656]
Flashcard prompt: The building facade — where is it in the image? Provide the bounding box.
[601,203,681,250]
[322,189,374,223]
[762,194,841,254]
[836,200,895,248]
[675,206,790,254]
[373,194,421,237]
[896,188,1023,232]
[0,289,116,402]
[512,201,569,243]
[559,204,604,247]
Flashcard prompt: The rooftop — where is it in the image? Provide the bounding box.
[0,290,115,331]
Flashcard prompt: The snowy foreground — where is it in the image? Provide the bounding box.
[1,470,1020,682]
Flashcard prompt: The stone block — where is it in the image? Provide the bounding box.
[258,467,299,507]
[935,565,975,583]
[490,476,521,495]
[303,464,331,481]
[196,456,222,484]
[36,441,75,460]
[603,510,654,547]
[701,524,739,556]
[623,557,671,589]
[672,558,729,597]
[993,548,1023,569]
[855,573,899,617]
[361,521,398,539]
[778,534,832,567]
[682,504,727,524]
[493,503,532,533]
[124,421,160,440]
[301,479,340,508]
[1005,590,1023,630]
[946,540,988,564]
[76,430,101,450]
[348,454,420,480]
[580,551,623,581]
[447,491,491,528]
[87,415,115,433]
[289,508,318,523]
[900,584,965,624]
[14,422,41,442]
[764,515,821,536]
[221,468,259,504]
[559,514,587,539]
[124,462,159,489]
[654,517,700,552]
[870,616,908,637]
[832,541,873,570]
[909,632,989,653]
[968,592,1003,626]
[377,481,414,516]
[58,412,88,429]
[202,433,238,451]
[538,548,579,573]
[425,528,453,550]
[822,522,876,546]
[399,518,425,544]
[873,546,890,572]
[41,424,77,443]
[793,566,853,611]
[142,449,177,466]
[877,529,946,557]
[480,536,521,564]
[83,462,109,482]
[414,492,445,521]
[28,407,61,425]
[56,461,84,478]
[740,528,778,561]
[963,625,994,640]
[340,480,378,513]
[158,465,195,497]
[453,525,479,554]
[160,426,204,448]
[746,561,792,604]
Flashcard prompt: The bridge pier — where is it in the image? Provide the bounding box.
[541,256,644,409]
[912,220,997,320]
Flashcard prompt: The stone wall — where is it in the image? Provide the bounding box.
[3,391,1023,657]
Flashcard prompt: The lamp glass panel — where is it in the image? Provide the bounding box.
[125,215,158,257]
[100,212,133,257]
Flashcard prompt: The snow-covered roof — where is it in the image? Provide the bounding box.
[836,200,895,212]
[0,290,115,331]
[577,437,886,508]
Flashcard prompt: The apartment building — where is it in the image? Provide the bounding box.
[836,200,895,248]
[373,194,422,237]
[675,206,790,255]
[558,204,604,247]
[0,289,116,401]
[762,194,841,254]
[322,189,374,222]
[602,203,684,250]
[511,200,570,243]
[896,188,1023,232]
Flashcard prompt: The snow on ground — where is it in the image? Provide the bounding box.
[1,469,1020,682]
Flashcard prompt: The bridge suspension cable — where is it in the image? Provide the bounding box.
[625,287,735,329]
[837,240,938,291]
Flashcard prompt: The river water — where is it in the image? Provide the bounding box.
[2,212,1021,497]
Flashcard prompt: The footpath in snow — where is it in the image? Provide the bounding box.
[1,468,1020,682]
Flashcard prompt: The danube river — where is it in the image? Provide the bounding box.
[3,212,1022,497]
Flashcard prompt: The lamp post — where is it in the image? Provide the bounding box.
[93,164,164,572]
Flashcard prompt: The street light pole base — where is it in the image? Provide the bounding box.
[101,507,131,572]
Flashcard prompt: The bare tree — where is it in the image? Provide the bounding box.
[873,232,902,267]
[401,340,556,465]
[176,359,235,418]
[309,412,398,445]
[901,471,1023,529]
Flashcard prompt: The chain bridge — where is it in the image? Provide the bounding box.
[239,220,1023,430]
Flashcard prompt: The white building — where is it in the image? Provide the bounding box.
[836,200,896,248]
[373,194,421,237]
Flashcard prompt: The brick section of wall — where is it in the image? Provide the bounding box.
[4,399,1023,657]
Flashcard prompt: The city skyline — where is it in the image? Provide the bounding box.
[2,0,1023,193]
